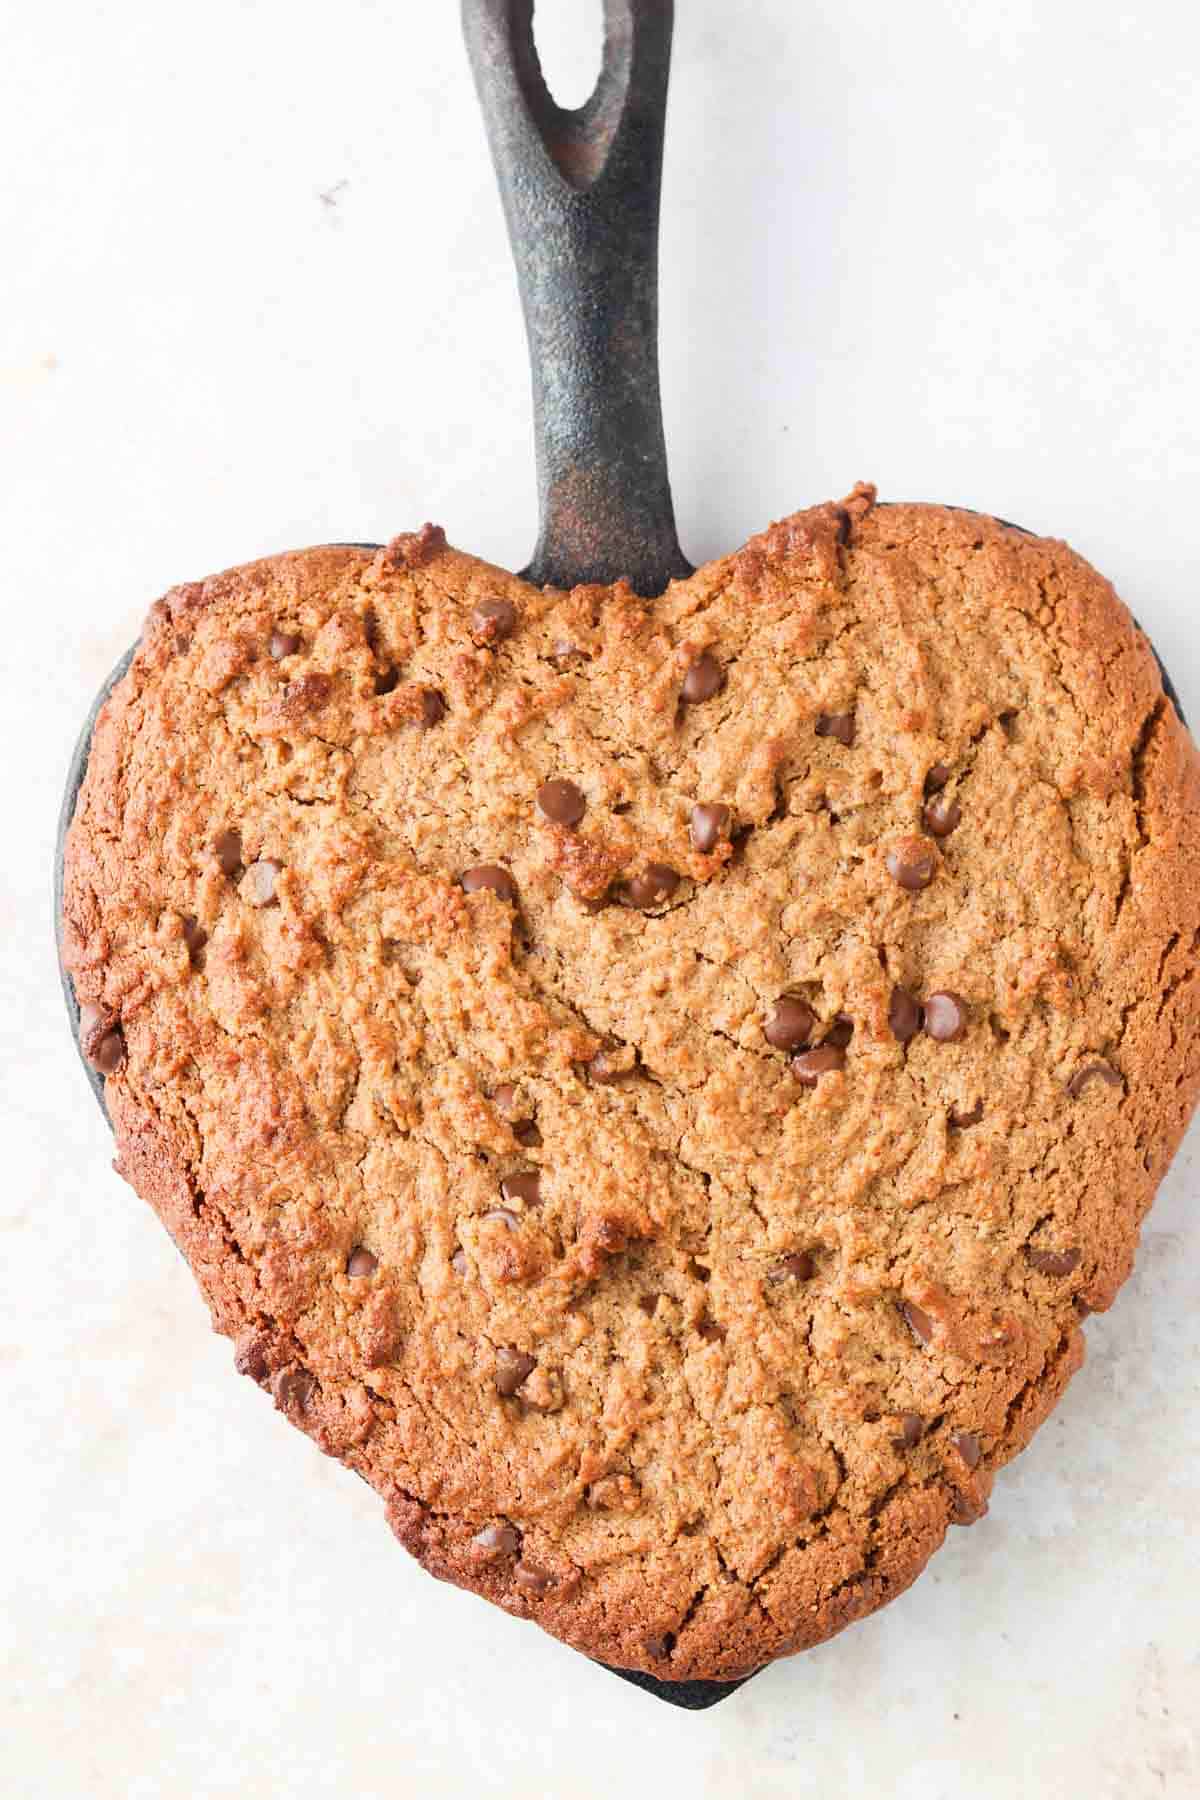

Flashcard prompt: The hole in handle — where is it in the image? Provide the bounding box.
[532,0,605,110]
[509,0,635,190]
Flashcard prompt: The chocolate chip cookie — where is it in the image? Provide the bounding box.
[62,488,1200,1682]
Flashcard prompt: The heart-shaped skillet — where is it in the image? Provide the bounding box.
[60,487,1200,1685]
[57,1,1200,1701]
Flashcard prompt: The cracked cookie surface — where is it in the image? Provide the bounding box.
[62,489,1200,1682]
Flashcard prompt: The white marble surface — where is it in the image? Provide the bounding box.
[3,2,1199,1793]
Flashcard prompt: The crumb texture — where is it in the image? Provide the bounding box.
[63,490,1200,1682]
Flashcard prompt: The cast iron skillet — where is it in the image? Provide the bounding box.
[54,0,1187,1712]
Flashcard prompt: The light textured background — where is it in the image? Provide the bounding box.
[3,2,1199,1795]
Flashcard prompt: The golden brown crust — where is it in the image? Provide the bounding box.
[62,493,1200,1682]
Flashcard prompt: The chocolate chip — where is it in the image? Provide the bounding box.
[271,1368,315,1412]
[79,1000,125,1065]
[494,1347,537,1397]
[214,828,243,877]
[1067,1060,1123,1098]
[383,523,446,570]
[181,915,207,959]
[473,1523,520,1556]
[451,1248,469,1276]
[515,1563,555,1593]
[174,634,190,655]
[791,1044,846,1086]
[953,1430,982,1470]
[697,1315,726,1343]
[482,1207,520,1231]
[500,1171,541,1207]
[815,712,855,746]
[766,1252,815,1284]
[886,837,936,891]
[950,1490,986,1526]
[536,778,586,827]
[346,1246,378,1277]
[616,864,680,909]
[587,1043,637,1084]
[824,1015,854,1049]
[1026,1246,1081,1276]
[689,802,732,853]
[269,629,301,660]
[892,1412,925,1450]
[374,665,399,695]
[586,1473,641,1512]
[644,1633,675,1661]
[419,687,446,728]
[923,794,962,838]
[89,1026,126,1074]
[924,992,968,1042]
[925,763,952,793]
[234,1334,270,1382]
[244,858,282,907]
[889,986,922,1042]
[470,596,516,643]
[551,638,587,664]
[763,997,815,1051]
[901,1301,934,1344]
[494,1085,540,1143]
[460,864,518,904]
[680,651,724,704]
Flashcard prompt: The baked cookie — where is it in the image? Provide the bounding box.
[62,487,1200,1683]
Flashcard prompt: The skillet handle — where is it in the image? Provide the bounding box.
[462,0,692,596]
